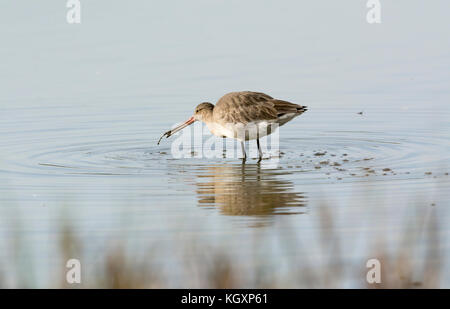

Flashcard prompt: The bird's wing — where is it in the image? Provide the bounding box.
[269,100,307,117]
[214,91,278,124]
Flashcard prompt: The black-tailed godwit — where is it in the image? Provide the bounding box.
[157,91,307,161]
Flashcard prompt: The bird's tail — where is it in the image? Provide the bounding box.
[296,105,308,114]
[271,99,308,117]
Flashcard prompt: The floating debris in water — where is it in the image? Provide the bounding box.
[357,111,363,115]
[314,152,326,156]
[425,172,432,175]
[320,161,329,165]
[382,168,391,172]
[332,162,341,166]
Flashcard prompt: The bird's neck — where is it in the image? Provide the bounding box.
[202,110,214,124]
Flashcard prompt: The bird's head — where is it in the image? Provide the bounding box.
[157,102,214,145]
[193,102,214,121]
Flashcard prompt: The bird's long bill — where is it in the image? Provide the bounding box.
[157,116,195,145]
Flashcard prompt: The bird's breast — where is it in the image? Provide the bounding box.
[205,121,276,141]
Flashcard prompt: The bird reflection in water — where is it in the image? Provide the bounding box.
[196,163,306,222]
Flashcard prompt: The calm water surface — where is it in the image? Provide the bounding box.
[0,1,449,287]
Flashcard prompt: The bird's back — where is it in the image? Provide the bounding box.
[213,91,306,125]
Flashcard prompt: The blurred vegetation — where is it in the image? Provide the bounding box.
[0,201,443,288]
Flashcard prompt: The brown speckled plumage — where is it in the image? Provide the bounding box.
[213,91,306,125]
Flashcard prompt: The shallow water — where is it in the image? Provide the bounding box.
[1,1,450,287]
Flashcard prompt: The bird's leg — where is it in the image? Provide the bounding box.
[222,137,227,158]
[240,141,247,162]
[256,138,263,162]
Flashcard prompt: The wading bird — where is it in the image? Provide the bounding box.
[157,91,307,162]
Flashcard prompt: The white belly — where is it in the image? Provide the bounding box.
[207,121,277,141]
